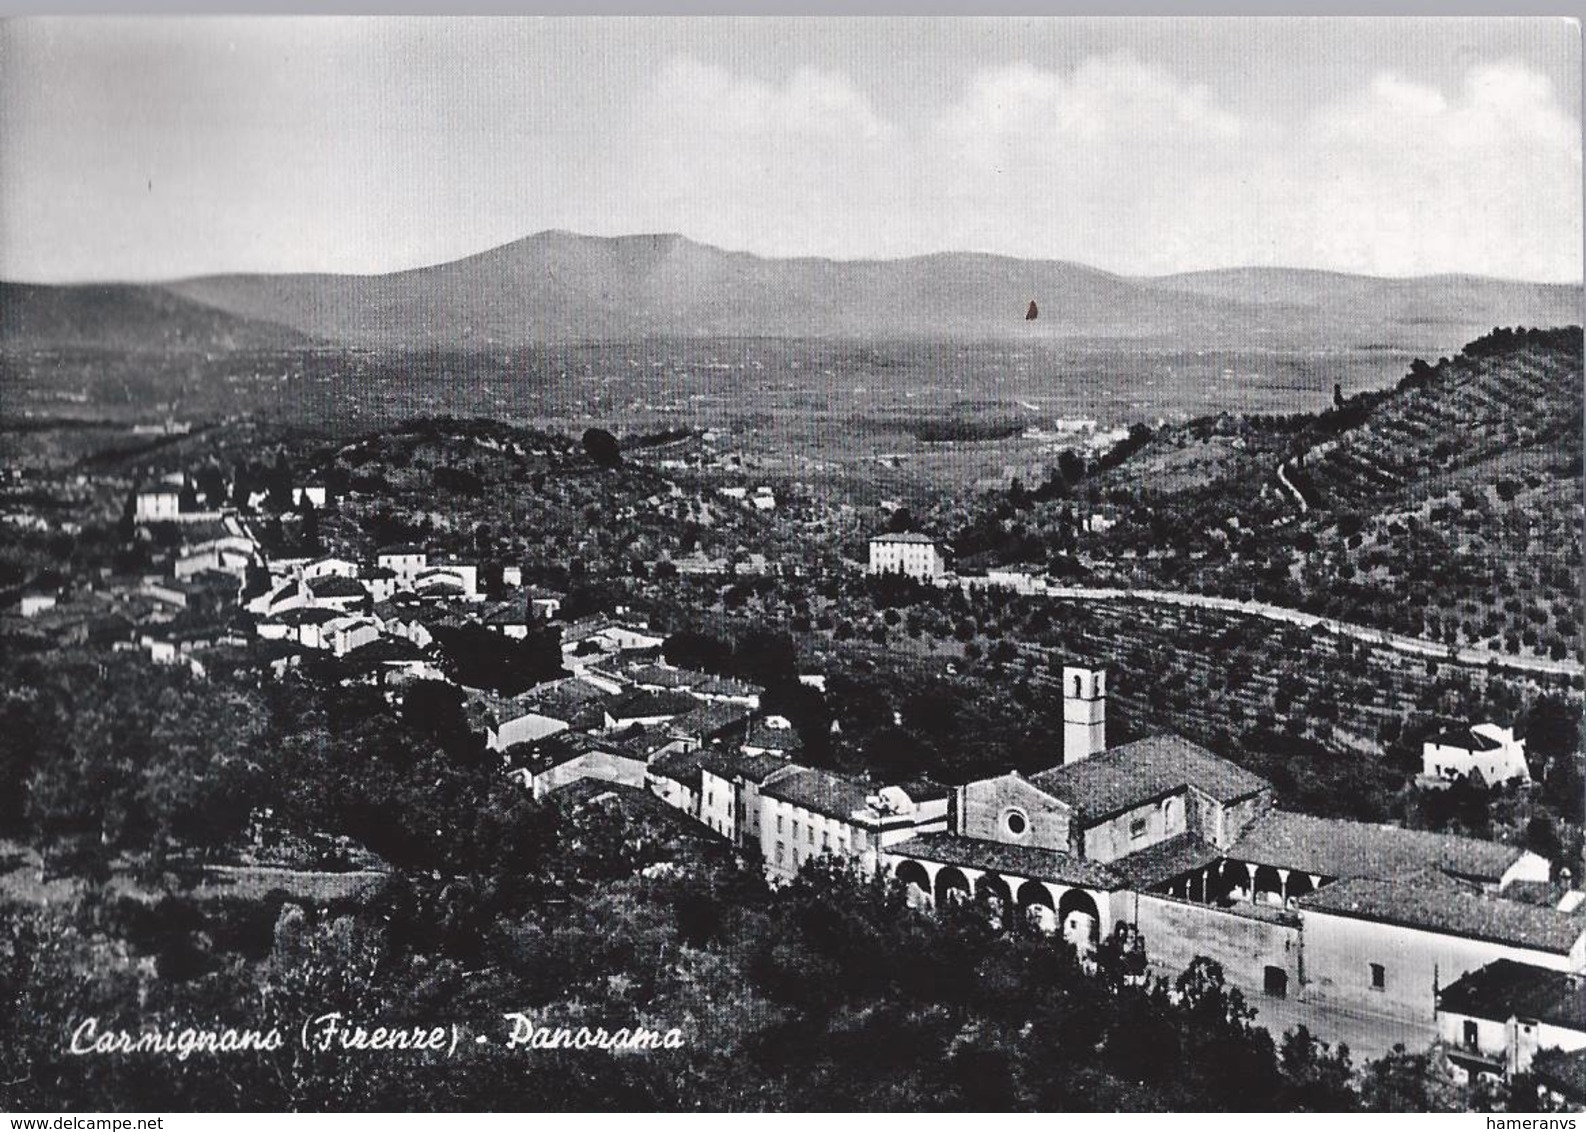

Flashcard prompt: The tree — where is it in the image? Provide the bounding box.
[300,494,321,551]
[1277,1026,1357,1111]
[1359,1045,1461,1112]
[582,428,621,468]
[267,451,294,511]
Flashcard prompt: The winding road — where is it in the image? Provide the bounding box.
[950,577,1582,680]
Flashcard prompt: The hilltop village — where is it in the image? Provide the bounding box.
[2,329,1583,1111]
[6,416,1585,1106]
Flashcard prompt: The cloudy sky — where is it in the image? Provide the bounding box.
[0,17,1579,283]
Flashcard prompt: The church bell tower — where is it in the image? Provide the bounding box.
[1062,665,1106,763]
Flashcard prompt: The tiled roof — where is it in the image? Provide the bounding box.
[605,688,698,720]
[698,748,795,784]
[506,732,640,773]
[272,606,341,626]
[482,602,530,625]
[896,777,952,804]
[1108,833,1224,889]
[1437,959,1586,1030]
[1429,727,1503,752]
[1300,876,1586,954]
[1029,735,1269,824]
[668,702,754,741]
[1230,811,1526,883]
[307,575,367,598]
[885,831,1121,889]
[760,767,871,821]
[744,720,803,753]
[340,636,426,665]
[647,746,710,788]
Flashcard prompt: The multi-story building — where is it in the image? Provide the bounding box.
[867,533,946,581]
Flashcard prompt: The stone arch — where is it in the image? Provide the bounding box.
[935,865,972,908]
[1058,887,1101,948]
[1285,871,1317,903]
[1252,864,1285,906]
[1016,878,1057,932]
[975,872,1012,911]
[1207,859,1244,904]
[894,859,931,906]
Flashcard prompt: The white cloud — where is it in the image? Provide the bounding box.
[653,57,890,141]
[913,55,1579,280]
[1260,60,1583,279]
[939,54,1241,143]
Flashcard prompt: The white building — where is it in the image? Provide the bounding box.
[134,486,182,522]
[867,533,946,581]
[1423,723,1531,786]
[376,545,428,587]
[1435,959,1586,1085]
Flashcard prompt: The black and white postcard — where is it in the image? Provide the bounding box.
[0,15,1581,1116]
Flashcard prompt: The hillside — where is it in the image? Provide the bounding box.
[1147,268,1578,332]
[935,326,1584,662]
[4,231,1578,352]
[1294,327,1581,505]
[0,281,317,353]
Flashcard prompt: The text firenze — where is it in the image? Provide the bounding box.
[69,1014,685,1058]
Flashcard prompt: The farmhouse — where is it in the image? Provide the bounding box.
[1422,723,1531,786]
[1434,958,1586,1085]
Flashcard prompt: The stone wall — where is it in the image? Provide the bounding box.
[1123,891,1302,997]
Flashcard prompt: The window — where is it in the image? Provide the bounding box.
[777,815,784,833]
[1463,1020,1479,1051]
[775,842,785,864]
[1130,815,1150,840]
[807,826,814,844]
[1004,809,1028,836]
[822,832,830,850]
[1370,963,1386,990]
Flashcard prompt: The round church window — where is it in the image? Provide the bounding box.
[1004,809,1028,836]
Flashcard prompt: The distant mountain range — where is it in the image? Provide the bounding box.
[2,231,1579,352]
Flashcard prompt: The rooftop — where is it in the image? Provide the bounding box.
[1300,875,1586,955]
[668,701,755,741]
[1437,959,1586,1030]
[306,575,367,599]
[886,831,1121,889]
[1029,734,1270,824]
[760,767,872,822]
[648,746,710,788]
[1109,833,1225,890]
[1428,726,1504,752]
[698,748,796,785]
[605,688,699,721]
[870,532,938,545]
[1230,811,1527,884]
[744,719,804,753]
[505,731,639,773]
[340,636,426,666]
